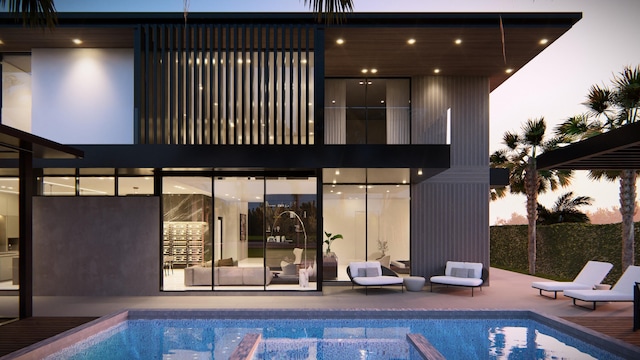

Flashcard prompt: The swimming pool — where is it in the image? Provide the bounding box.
[8,309,639,359]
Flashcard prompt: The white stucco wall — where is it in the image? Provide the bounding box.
[31,48,134,144]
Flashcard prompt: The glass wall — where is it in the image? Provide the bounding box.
[325,78,410,144]
[264,178,317,290]
[162,176,213,291]
[0,177,19,297]
[159,174,319,291]
[323,168,410,281]
[1,55,31,132]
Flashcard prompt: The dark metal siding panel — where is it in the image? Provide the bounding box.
[411,182,489,281]
[449,76,490,167]
[410,75,490,283]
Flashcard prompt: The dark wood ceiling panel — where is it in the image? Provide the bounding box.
[0,27,134,51]
[325,26,571,90]
[0,12,580,92]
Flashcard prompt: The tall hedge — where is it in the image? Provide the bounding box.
[490,222,640,284]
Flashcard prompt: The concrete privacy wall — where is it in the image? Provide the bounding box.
[410,76,490,280]
[33,196,160,296]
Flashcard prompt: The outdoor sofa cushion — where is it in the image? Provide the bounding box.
[348,261,404,293]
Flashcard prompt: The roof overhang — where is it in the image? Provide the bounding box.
[0,12,581,91]
[537,121,640,170]
[0,124,84,160]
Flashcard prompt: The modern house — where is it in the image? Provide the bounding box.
[0,12,580,316]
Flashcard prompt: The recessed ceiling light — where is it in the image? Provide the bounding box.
[539,38,549,45]
[370,68,378,74]
[505,68,514,74]
[336,38,344,45]
[361,68,368,73]
[380,100,385,104]
[72,38,82,45]
[335,170,340,175]
[407,38,416,45]
[454,39,462,45]
[434,68,441,74]
[0,40,4,45]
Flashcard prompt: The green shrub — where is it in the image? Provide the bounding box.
[490,222,640,285]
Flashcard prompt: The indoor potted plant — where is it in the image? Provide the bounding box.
[323,231,343,256]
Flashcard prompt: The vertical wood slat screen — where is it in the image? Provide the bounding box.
[139,23,314,145]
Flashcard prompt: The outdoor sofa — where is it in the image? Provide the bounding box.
[347,261,404,295]
[429,261,486,297]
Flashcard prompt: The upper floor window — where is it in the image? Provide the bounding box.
[325,78,409,144]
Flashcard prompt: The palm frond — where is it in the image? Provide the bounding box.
[490,187,508,201]
[583,84,613,119]
[304,0,354,24]
[0,0,57,28]
[502,131,520,150]
[489,149,509,167]
[555,114,603,140]
[521,117,546,147]
[587,169,621,182]
[611,66,640,114]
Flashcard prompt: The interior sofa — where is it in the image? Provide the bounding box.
[184,261,273,286]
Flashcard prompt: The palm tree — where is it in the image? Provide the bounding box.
[1,0,354,28]
[0,0,57,28]
[536,192,593,225]
[555,65,640,270]
[305,0,354,23]
[490,117,573,274]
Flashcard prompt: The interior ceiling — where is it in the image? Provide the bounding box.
[0,13,579,91]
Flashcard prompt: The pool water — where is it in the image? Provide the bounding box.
[46,317,622,360]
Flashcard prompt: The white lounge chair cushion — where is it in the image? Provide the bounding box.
[532,260,613,292]
[563,289,632,302]
[531,281,595,292]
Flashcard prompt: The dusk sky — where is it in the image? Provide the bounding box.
[52,0,640,224]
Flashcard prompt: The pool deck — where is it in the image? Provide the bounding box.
[0,267,639,356]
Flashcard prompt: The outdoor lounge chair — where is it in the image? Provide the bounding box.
[429,261,487,297]
[531,260,613,299]
[563,265,640,310]
[347,261,404,295]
